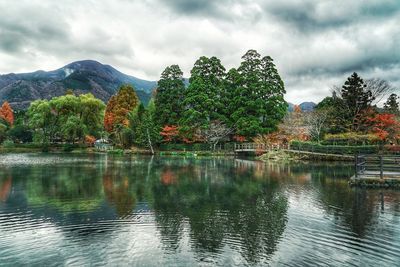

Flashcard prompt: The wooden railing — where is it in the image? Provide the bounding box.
[355,154,400,179]
[234,143,285,151]
[235,143,267,150]
[355,154,366,178]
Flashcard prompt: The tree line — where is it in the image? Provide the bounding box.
[0,49,287,151]
[1,50,399,151]
[102,49,287,150]
[264,72,400,149]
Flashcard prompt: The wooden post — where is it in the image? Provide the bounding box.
[379,155,383,179]
[355,154,358,178]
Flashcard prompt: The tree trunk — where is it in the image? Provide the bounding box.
[146,128,154,155]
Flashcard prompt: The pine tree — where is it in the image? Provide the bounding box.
[383,93,399,115]
[154,65,185,127]
[341,72,374,131]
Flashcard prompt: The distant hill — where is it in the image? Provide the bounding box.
[288,101,316,112]
[0,60,157,109]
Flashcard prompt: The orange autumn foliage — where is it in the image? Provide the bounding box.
[161,169,177,185]
[367,113,400,142]
[0,177,12,202]
[0,102,14,126]
[85,135,96,145]
[104,112,115,132]
[104,85,139,133]
[160,125,179,142]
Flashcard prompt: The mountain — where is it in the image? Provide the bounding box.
[0,60,157,109]
[287,101,316,112]
[299,102,316,111]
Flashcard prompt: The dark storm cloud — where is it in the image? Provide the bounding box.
[261,1,400,31]
[160,0,217,15]
[0,5,70,54]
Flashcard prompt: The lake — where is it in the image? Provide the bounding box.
[0,153,399,266]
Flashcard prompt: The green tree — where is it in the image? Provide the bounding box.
[383,93,399,115]
[61,115,86,143]
[341,72,374,131]
[8,125,33,143]
[79,93,105,136]
[155,65,185,126]
[129,100,160,153]
[315,93,347,134]
[27,100,55,144]
[181,56,228,139]
[231,50,287,137]
[27,94,105,144]
[129,103,146,146]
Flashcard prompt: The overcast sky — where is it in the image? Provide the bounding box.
[0,0,399,103]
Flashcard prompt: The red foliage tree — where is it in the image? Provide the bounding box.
[233,135,246,142]
[160,125,179,142]
[0,102,14,126]
[367,113,400,142]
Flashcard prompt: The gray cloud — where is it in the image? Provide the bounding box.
[0,0,399,104]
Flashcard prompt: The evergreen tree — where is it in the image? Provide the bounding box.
[231,50,287,137]
[341,72,374,131]
[155,65,185,126]
[129,100,160,153]
[181,56,227,131]
[383,93,399,115]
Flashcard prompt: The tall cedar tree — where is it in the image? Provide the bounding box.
[0,101,14,126]
[181,56,227,131]
[341,72,374,131]
[155,65,185,126]
[384,93,399,115]
[104,84,139,133]
[231,50,287,137]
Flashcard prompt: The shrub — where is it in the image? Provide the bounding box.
[63,144,75,152]
[290,140,379,155]
[2,139,14,148]
[323,132,380,145]
[108,149,124,155]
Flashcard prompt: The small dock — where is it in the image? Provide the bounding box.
[350,155,400,188]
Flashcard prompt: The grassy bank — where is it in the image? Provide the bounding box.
[258,149,354,162]
[0,143,236,157]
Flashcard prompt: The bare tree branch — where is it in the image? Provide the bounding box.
[200,120,234,150]
[365,78,394,105]
[305,110,329,143]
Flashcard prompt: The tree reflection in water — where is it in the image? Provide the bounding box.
[150,158,288,264]
[1,155,400,265]
[0,175,12,202]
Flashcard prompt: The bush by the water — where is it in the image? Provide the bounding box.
[322,132,380,146]
[2,140,15,148]
[290,141,379,155]
[159,143,234,151]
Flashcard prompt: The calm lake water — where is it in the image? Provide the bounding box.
[0,153,400,266]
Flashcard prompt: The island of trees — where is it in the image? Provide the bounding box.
[0,49,399,155]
